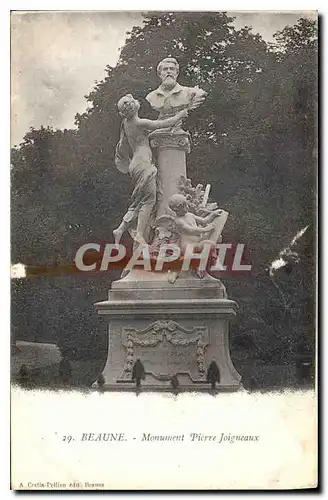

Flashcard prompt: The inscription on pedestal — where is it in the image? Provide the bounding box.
[120,320,209,381]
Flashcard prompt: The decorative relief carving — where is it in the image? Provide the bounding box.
[122,320,209,376]
[149,133,191,153]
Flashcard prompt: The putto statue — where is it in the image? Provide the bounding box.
[168,193,228,252]
[146,57,207,126]
[113,93,188,245]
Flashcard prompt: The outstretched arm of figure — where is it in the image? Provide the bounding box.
[194,210,224,225]
[175,218,214,236]
[138,109,188,131]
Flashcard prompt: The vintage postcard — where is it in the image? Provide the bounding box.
[10,10,318,490]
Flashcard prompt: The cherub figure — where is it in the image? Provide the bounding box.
[168,193,229,251]
[113,94,188,245]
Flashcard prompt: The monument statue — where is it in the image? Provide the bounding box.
[94,58,242,392]
[113,93,188,245]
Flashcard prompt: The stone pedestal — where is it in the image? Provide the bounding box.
[149,129,190,216]
[94,272,242,391]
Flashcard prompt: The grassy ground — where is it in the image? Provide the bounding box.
[12,359,104,389]
[11,356,314,393]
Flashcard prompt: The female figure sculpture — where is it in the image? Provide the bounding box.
[113,94,188,245]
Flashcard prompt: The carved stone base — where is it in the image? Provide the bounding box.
[94,272,242,391]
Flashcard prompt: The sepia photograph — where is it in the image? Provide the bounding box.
[10,9,318,490]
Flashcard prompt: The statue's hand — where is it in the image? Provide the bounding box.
[170,109,188,131]
[212,209,224,218]
[177,109,188,120]
[189,86,207,110]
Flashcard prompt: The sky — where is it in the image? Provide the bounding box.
[11,10,317,147]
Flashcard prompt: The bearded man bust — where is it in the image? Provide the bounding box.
[146,57,206,129]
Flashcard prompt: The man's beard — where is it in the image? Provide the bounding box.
[162,75,176,88]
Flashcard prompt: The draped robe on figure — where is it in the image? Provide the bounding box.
[114,122,158,241]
